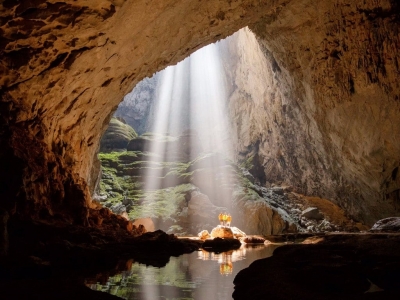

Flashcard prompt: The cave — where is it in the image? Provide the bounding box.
[1,0,400,299]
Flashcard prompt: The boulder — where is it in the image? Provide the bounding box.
[126,137,149,152]
[100,117,137,152]
[301,207,324,220]
[198,230,211,240]
[210,226,234,238]
[370,217,400,232]
[202,237,241,252]
[241,235,265,244]
[233,191,298,235]
[231,226,246,238]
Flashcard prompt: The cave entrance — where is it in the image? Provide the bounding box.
[95,26,363,238]
[97,29,242,236]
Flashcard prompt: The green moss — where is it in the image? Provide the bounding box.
[128,184,194,220]
[97,132,260,226]
[239,154,254,170]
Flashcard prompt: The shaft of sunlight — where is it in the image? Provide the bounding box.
[144,38,236,221]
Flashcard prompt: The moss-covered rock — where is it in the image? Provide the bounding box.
[100,117,138,152]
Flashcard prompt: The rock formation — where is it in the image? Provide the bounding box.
[100,117,137,152]
[114,75,160,135]
[0,0,275,227]
[233,233,400,299]
[221,3,400,225]
[0,0,399,236]
[210,226,234,239]
[370,217,400,232]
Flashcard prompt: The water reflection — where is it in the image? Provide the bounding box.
[87,244,280,300]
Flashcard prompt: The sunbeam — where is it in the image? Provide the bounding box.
[142,39,237,215]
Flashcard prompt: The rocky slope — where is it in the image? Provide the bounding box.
[96,131,364,235]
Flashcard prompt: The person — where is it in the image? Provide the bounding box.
[227,214,232,227]
[218,213,223,226]
[222,213,227,226]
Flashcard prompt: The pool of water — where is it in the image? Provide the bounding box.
[86,243,280,300]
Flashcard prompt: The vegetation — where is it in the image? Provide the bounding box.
[96,131,261,235]
[128,183,195,220]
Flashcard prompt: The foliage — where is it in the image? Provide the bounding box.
[128,184,194,220]
[239,154,254,170]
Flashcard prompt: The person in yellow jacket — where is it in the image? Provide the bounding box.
[227,214,232,227]
[218,213,223,225]
[222,213,228,226]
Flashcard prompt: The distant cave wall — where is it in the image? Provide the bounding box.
[0,0,280,223]
[221,1,400,225]
[114,74,159,135]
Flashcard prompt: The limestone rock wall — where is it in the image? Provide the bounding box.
[0,0,280,223]
[114,75,159,135]
[222,1,400,225]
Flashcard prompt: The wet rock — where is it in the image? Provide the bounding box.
[370,217,400,232]
[198,230,211,240]
[202,237,241,252]
[301,207,324,220]
[210,226,234,239]
[233,234,400,299]
[231,226,247,238]
[241,235,265,244]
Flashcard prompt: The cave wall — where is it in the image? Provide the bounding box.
[0,0,399,225]
[221,1,400,225]
[114,74,159,135]
[0,0,281,222]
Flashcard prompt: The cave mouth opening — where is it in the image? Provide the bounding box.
[96,24,369,238]
[97,29,245,237]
